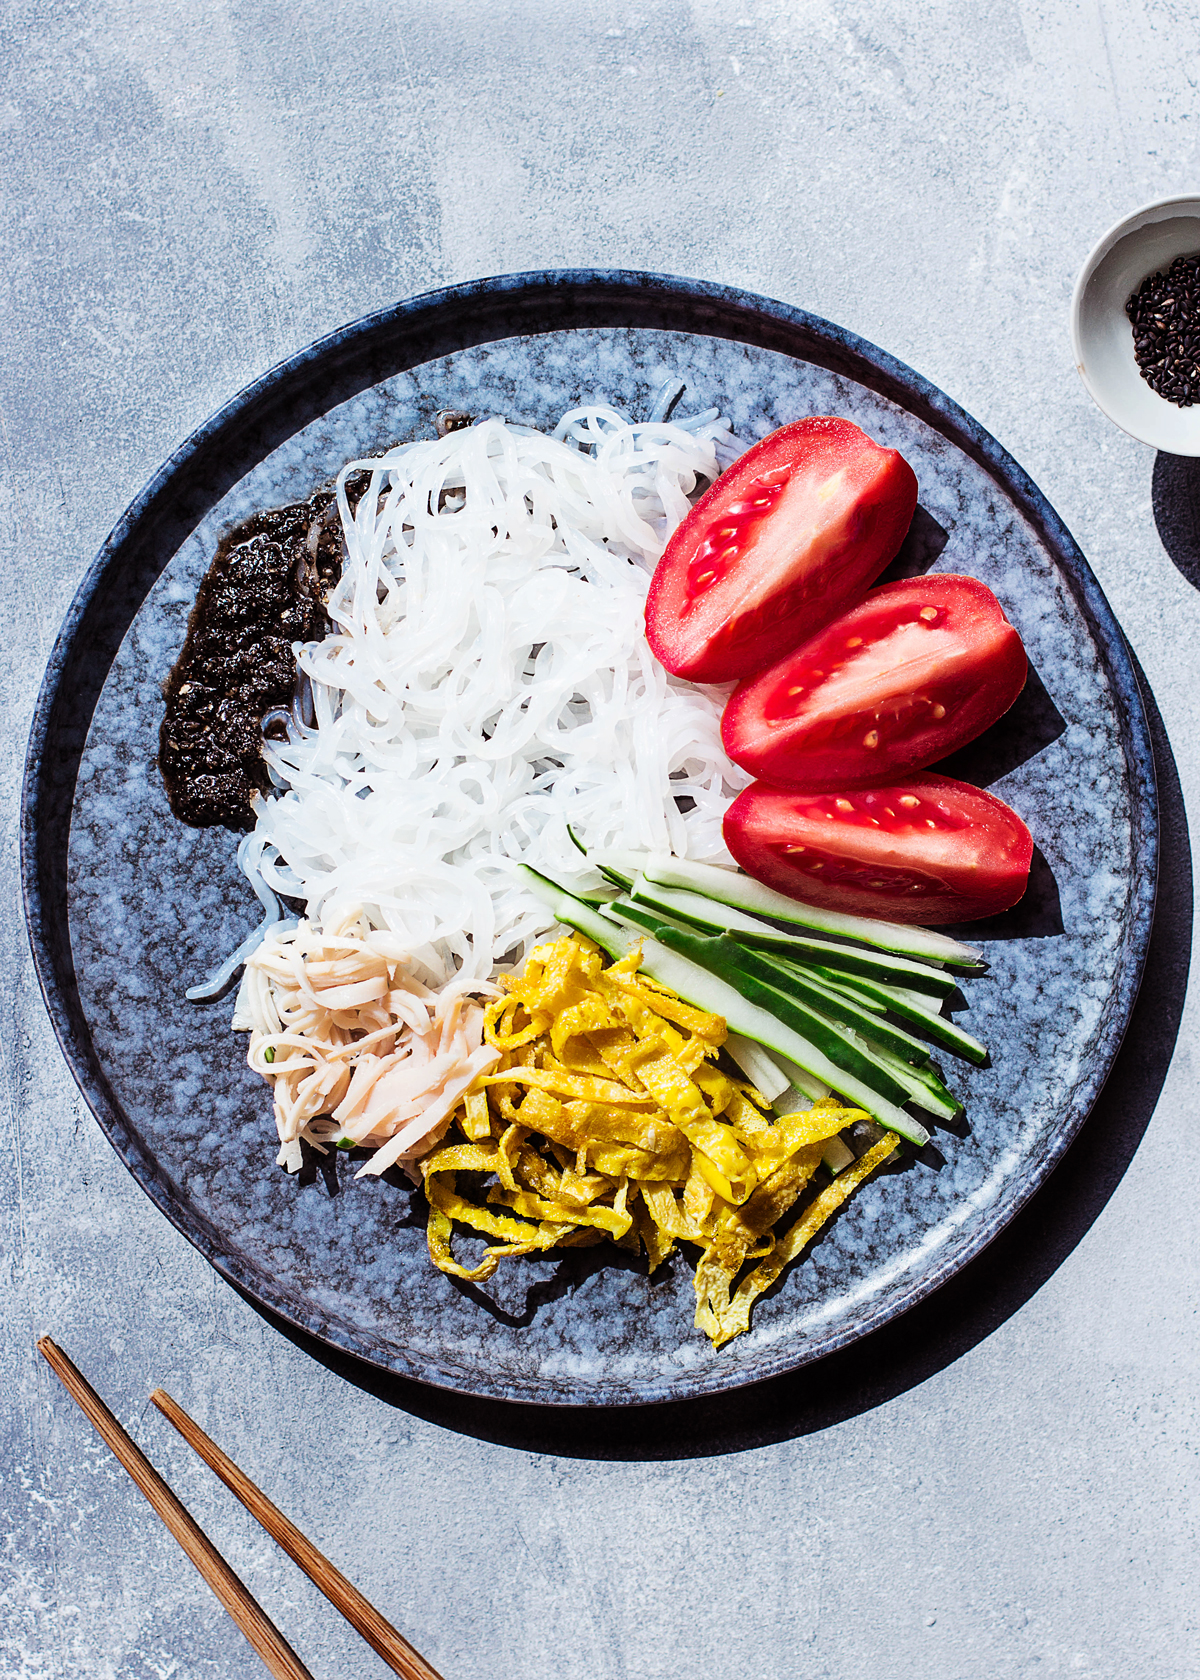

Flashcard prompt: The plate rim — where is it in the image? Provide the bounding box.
[20,268,1159,1407]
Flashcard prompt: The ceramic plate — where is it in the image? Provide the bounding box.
[22,272,1157,1405]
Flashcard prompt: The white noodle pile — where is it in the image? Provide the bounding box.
[247,404,751,989]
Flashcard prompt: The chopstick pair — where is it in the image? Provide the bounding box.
[37,1337,444,1680]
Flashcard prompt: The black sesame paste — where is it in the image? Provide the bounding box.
[159,473,369,830]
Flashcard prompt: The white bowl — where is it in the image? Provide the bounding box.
[1071,194,1200,455]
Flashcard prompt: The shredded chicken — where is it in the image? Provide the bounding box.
[232,906,499,1177]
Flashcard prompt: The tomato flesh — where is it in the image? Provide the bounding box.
[645,417,918,683]
[721,576,1027,789]
[722,774,1033,924]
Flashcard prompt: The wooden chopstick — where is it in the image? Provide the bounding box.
[36,1338,314,1680]
[151,1386,446,1680]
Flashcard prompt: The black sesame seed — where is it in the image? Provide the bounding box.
[1127,253,1200,406]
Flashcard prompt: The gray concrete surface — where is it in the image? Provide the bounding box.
[3,2,1199,1675]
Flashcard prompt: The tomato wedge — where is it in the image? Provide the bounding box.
[721,576,1027,789]
[645,417,918,683]
[723,774,1033,924]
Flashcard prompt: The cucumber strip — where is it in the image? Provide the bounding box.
[758,954,936,1065]
[779,1070,833,1104]
[772,1056,832,1104]
[802,969,887,1014]
[587,848,646,888]
[770,1069,858,1170]
[521,866,637,959]
[606,905,934,1106]
[810,967,988,1066]
[626,876,957,997]
[723,1033,791,1102]
[630,850,986,970]
[863,1038,963,1120]
[645,925,917,1110]
[608,896,692,937]
[524,869,926,1144]
[821,1135,857,1174]
[865,979,947,1016]
[555,872,622,906]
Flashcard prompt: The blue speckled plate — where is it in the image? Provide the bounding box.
[21,273,1157,1406]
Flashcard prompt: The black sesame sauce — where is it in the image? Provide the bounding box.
[1126,253,1200,407]
[159,474,368,830]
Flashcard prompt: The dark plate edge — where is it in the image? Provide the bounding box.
[20,269,1159,1407]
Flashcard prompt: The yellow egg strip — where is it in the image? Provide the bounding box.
[416,935,897,1346]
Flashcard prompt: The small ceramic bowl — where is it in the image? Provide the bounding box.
[1071,194,1200,455]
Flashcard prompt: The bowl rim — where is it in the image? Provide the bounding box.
[1070,192,1200,450]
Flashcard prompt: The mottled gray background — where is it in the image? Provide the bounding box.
[3,3,1199,1677]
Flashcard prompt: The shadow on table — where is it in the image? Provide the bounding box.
[241,657,1187,1462]
[1152,451,1200,590]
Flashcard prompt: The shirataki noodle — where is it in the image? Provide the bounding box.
[243,406,751,993]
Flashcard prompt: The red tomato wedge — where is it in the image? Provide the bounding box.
[721,575,1027,789]
[645,417,918,683]
[723,774,1033,924]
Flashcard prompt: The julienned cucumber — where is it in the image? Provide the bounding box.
[601,900,916,1108]
[633,922,922,1113]
[519,867,928,1146]
[862,1039,963,1120]
[626,875,958,998]
[612,905,936,1069]
[722,1032,791,1101]
[758,955,939,1066]
[812,967,989,1067]
[595,849,986,970]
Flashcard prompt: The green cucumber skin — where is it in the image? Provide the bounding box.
[615,899,979,1079]
[635,852,986,970]
[807,971,888,1015]
[650,927,915,1110]
[811,966,989,1067]
[864,1041,962,1120]
[628,876,958,996]
[733,948,935,1067]
[521,868,928,1146]
[737,933,958,996]
[603,904,940,1134]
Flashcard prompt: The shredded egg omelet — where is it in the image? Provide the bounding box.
[423,934,897,1346]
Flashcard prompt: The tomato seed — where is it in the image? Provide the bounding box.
[863,730,880,748]
[931,703,946,719]
[846,637,863,648]
[919,606,938,622]
[835,797,854,811]
[899,795,920,808]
